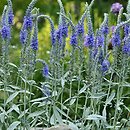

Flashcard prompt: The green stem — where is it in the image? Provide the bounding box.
[23,79,27,130]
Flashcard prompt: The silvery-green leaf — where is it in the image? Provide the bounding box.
[70,98,76,105]
[68,121,79,130]
[8,63,18,69]
[6,92,19,105]
[79,84,90,94]
[83,107,90,118]
[61,78,65,88]
[30,97,49,102]
[7,121,20,130]
[50,114,55,125]
[63,71,70,78]
[87,114,105,121]
[90,92,106,99]
[105,92,115,105]
[0,82,3,86]
[27,110,44,119]
[123,105,130,112]
[0,113,5,123]
[12,104,20,114]
[52,91,57,97]
[53,106,63,124]
[102,106,107,119]
[8,85,21,90]
[27,80,36,85]
[56,107,71,120]
[18,109,28,119]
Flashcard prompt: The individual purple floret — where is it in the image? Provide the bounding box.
[124,24,130,37]
[77,23,84,35]
[51,32,56,46]
[122,44,130,55]
[70,33,78,46]
[111,26,116,32]
[20,29,27,44]
[61,24,68,37]
[23,16,33,30]
[98,51,104,64]
[8,9,14,25]
[101,59,110,73]
[1,25,11,40]
[43,65,49,77]
[96,35,104,47]
[84,34,94,48]
[31,36,38,50]
[102,26,109,35]
[111,32,121,47]
[55,28,61,41]
[111,2,123,14]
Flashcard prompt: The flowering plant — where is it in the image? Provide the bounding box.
[0,0,130,130]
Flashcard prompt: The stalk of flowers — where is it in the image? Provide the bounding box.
[26,9,39,121]
[111,6,130,128]
[101,13,109,57]
[58,12,78,76]
[57,0,68,57]
[111,8,123,73]
[1,5,12,66]
[58,12,80,121]
[75,5,88,70]
[7,0,14,26]
[38,15,56,80]
[0,0,14,128]
[36,59,50,127]
[19,0,39,129]
[20,0,39,77]
[84,1,95,81]
[74,6,89,122]
[38,14,65,124]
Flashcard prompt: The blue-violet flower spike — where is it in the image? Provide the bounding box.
[23,16,33,30]
[31,36,38,50]
[43,65,49,77]
[101,59,110,73]
[20,29,27,44]
[8,9,14,25]
[70,33,78,46]
[111,32,121,47]
[1,25,11,40]
[84,34,94,48]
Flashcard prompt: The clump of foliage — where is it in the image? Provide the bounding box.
[0,0,130,130]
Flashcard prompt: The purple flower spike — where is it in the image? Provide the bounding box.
[70,33,78,46]
[84,34,94,48]
[96,35,104,47]
[102,26,109,35]
[61,25,68,37]
[31,36,38,51]
[55,29,61,41]
[20,29,27,44]
[124,25,130,37]
[122,44,130,55]
[43,65,49,77]
[101,59,110,73]
[111,3,123,14]
[23,16,33,30]
[8,9,14,25]
[1,25,11,40]
[111,32,121,47]
[77,23,84,35]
